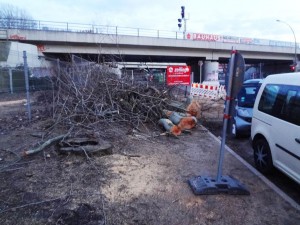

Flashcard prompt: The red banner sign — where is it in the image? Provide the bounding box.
[166,66,191,85]
[186,33,222,42]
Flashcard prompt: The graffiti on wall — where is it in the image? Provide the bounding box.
[9,34,26,40]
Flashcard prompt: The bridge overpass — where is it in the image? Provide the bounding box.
[0,20,299,81]
[2,28,298,64]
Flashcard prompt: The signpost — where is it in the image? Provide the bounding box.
[188,50,249,195]
[166,65,191,86]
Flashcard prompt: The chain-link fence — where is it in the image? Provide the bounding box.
[0,46,58,93]
[0,67,56,93]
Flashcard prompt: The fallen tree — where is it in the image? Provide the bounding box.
[47,61,186,138]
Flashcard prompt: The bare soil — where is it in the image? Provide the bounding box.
[0,92,299,225]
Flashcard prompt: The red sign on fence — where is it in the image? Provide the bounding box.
[166,66,191,85]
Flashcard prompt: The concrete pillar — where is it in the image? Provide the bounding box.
[203,61,219,82]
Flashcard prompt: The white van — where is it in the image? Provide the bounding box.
[251,72,300,184]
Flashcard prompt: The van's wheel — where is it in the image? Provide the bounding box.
[253,138,274,174]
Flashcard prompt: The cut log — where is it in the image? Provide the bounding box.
[177,116,198,130]
[158,118,181,136]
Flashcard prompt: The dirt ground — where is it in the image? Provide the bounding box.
[0,92,299,225]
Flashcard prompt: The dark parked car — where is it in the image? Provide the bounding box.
[232,79,263,138]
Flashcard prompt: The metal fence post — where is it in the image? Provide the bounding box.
[131,70,134,85]
[9,68,13,93]
[23,51,31,121]
[57,58,61,77]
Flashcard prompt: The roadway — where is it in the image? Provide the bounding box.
[203,119,300,205]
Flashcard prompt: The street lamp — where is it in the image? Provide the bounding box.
[276,19,298,64]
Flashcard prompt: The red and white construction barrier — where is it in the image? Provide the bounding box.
[190,83,226,99]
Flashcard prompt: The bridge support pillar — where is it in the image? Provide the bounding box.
[203,61,219,82]
[188,60,219,83]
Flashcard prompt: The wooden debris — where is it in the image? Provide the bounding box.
[186,99,202,118]
[161,110,198,134]
[24,134,67,156]
[177,116,197,130]
[158,118,181,136]
[57,137,113,156]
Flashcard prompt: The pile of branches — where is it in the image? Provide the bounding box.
[51,63,178,133]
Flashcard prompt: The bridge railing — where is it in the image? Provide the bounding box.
[0,18,299,49]
[0,18,183,39]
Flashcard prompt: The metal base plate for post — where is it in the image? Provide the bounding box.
[188,175,250,195]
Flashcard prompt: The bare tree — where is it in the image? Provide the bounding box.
[0,3,37,29]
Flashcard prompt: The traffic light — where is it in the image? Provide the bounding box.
[178,6,185,29]
[178,18,182,28]
[181,6,185,19]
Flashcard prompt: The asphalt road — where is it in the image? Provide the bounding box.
[203,120,300,206]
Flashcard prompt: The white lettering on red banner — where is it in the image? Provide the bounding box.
[190,33,222,42]
[166,66,191,86]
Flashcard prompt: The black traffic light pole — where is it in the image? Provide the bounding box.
[178,6,187,39]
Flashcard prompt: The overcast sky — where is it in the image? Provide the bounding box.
[1,0,300,43]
